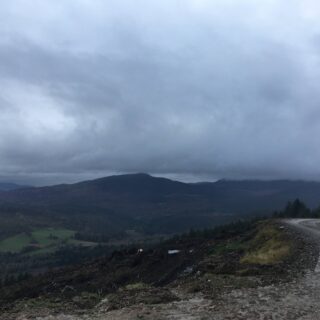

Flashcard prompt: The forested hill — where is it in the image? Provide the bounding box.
[1,174,320,236]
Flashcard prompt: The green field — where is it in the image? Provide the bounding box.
[0,228,97,254]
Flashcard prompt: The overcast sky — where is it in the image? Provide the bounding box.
[1,0,320,185]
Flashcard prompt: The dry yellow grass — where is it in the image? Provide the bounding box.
[241,223,291,265]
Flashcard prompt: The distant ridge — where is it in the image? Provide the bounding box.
[0,182,29,191]
[1,173,320,236]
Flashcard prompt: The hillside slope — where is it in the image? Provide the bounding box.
[1,219,315,319]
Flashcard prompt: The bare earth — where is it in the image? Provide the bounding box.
[19,219,320,320]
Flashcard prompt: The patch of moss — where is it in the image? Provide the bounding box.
[125,282,149,290]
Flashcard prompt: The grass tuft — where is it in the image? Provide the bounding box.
[125,282,149,290]
[240,222,291,265]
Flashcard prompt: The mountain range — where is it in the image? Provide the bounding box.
[1,173,320,238]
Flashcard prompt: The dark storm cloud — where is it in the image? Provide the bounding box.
[1,0,320,185]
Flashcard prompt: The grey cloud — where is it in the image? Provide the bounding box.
[0,0,320,185]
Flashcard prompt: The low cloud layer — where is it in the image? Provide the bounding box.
[1,0,320,184]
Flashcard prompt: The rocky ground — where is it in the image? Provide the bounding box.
[3,219,320,320]
[22,271,320,320]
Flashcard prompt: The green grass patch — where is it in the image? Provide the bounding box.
[0,233,31,253]
[0,228,85,254]
[32,228,75,246]
[211,240,248,255]
[124,282,150,290]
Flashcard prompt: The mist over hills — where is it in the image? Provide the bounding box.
[0,173,320,238]
[0,183,29,192]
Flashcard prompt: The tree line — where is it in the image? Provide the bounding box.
[273,199,320,218]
